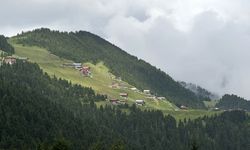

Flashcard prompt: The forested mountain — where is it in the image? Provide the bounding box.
[13,28,204,108]
[216,94,250,111]
[179,81,219,101]
[0,35,14,54]
[0,61,249,150]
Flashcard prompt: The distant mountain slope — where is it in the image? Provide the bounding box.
[0,35,14,54]
[13,28,204,108]
[179,81,219,101]
[216,94,250,111]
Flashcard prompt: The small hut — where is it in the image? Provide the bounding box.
[3,56,16,65]
[119,93,128,98]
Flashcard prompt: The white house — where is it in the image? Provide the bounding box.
[135,100,145,105]
[73,63,82,69]
[143,90,150,94]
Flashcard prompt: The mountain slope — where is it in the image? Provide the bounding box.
[0,61,249,150]
[10,42,219,120]
[11,42,178,110]
[13,28,204,108]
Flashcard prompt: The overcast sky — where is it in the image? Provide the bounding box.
[1,0,250,99]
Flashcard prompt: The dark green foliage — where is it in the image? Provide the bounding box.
[14,28,204,108]
[0,58,249,150]
[191,142,199,150]
[51,139,70,150]
[0,61,106,149]
[216,94,250,111]
[0,35,14,54]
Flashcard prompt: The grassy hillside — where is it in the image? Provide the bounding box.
[10,40,217,120]
[11,41,177,111]
[13,28,205,108]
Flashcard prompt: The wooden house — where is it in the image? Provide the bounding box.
[3,56,16,65]
[110,99,120,105]
[73,63,82,69]
[80,66,91,76]
[119,93,128,98]
[111,82,120,89]
[143,90,150,94]
[135,100,145,106]
[180,105,188,110]
[157,97,166,100]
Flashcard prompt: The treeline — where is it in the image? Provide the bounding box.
[0,61,249,150]
[0,35,14,54]
[14,28,204,108]
[216,94,250,111]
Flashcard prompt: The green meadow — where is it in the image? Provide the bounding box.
[10,39,220,120]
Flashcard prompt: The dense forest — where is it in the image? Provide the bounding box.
[0,61,249,150]
[216,94,250,111]
[0,35,14,54]
[14,28,204,108]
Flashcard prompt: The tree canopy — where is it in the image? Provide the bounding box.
[0,35,14,54]
[0,61,249,150]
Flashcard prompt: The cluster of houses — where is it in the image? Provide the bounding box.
[0,56,28,66]
[2,56,17,65]
[108,86,170,107]
[63,63,92,77]
[108,76,190,109]
[108,91,146,106]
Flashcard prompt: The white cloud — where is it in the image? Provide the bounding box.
[1,0,250,99]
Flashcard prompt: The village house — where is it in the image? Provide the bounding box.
[119,93,128,99]
[3,56,16,65]
[62,63,82,69]
[130,87,139,92]
[80,66,91,76]
[146,96,157,100]
[109,99,120,105]
[62,63,74,67]
[213,107,220,111]
[135,100,145,106]
[157,97,166,100]
[111,82,120,89]
[130,87,137,91]
[180,105,188,110]
[73,63,82,69]
[143,90,150,95]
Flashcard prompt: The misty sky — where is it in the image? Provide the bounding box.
[1,0,250,99]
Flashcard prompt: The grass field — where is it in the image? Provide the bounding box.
[9,39,220,120]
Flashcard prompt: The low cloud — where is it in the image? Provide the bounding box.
[1,0,250,99]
